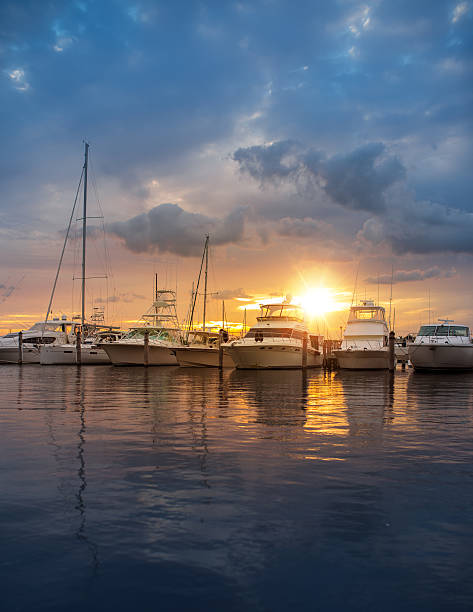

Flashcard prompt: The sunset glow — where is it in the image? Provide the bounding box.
[299,288,338,317]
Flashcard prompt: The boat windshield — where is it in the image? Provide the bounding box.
[418,325,469,337]
[351,307,385,320]
[259,304,303,320]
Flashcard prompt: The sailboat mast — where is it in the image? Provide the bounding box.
[202,235,209,331]
[81,141,89,327]
[155,273,158,314]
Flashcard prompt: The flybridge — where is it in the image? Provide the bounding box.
[257,303,304,322]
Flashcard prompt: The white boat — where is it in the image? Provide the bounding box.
[40,329,121,365]
[174,330,234,368]
[0,317,77,364]
[224,302,323,369]
[334,300,390,369]
[408,320,473,371]
[100,281,183,366]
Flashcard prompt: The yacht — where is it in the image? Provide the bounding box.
[224,301,323,369]
[0,317,77,364]
[100,281,183,366]
[334,300,390,369]
[408,320,473,370]
[174,330,234,368]
[40,328,121,365]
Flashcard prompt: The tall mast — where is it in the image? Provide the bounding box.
[81,141,89,327]
[154,273,158,315]
[202,234,209,331]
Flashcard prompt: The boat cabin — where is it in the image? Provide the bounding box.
[347,300,386,323]
[257,303,304,322]
[417,324,470,337]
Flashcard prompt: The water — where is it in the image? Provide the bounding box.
[1,365,472,611]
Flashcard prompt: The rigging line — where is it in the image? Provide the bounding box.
[350,261,360,308]
[43,168,84,336]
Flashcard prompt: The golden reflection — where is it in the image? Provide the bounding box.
[304,371,349,436]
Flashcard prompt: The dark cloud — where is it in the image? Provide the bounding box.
[107,203,248,257]
[233,141,405,212]
[364,266,456,284]
[358,188,473,255]
[276,217,331,238]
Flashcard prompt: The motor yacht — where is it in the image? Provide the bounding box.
[40,328,121,365]
[408,320,473,371]
[334,300,390,369]
[224,302,323,369]
[100,283,183,366]
[0,317,77,364]
[174,330,235,368]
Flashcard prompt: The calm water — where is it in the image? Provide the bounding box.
[1,365,472,611]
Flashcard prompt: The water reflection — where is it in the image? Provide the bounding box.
[2,364,473,611]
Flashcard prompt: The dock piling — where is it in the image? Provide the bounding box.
[18,331,23,365]
[389,330,395,372]
[76,328,82,365]
[143,330,149,367]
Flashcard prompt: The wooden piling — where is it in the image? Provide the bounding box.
[144,330,149,367]
[18,331,23,365]
[218,329,224,370]
[76,328,82,365]
[302,335,308,369]
[388,330,395,372]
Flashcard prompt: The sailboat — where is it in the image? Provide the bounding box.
[174,236,235,368]
[39,142,120,365]
[100,275,183,366]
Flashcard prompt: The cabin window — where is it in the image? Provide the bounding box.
[449,326,469,337]
[354,309,379,320]
[245,328,305,341]
[418,325,437,336]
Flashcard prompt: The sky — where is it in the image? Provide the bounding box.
[1,0,472,335]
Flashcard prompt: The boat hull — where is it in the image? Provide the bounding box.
[101,342,178,366]
[174,347,234,368]
[225,343,322,370]
[408,344,473,371]
[334,349,390,370]
[40,345,111,365]
[0,346,41,364]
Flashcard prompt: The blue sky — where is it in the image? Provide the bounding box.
[1,0,472,331]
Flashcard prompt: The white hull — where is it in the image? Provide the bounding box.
[174,347,234,368]
[0,346,41,364]
[40,345,111,365]
[225,343,322,369]
[409,344,473,370]
[334,349,390,370]
[101,342,178,366]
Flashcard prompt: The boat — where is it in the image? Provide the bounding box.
[40,327,121,365]
[100,278,183,366]
[334,299,390,369]
[174,330,234,367]
[173,235,235,368]
[0,316,78,364]
[408,319,473,371]
[224,301,323,369]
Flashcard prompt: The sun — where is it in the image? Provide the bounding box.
[299,288,337,317]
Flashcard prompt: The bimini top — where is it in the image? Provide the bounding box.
[257,303,304,322]
[348,300,386,323]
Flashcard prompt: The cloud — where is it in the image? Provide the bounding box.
[95,293,147,304]
[358,186,473,255]
[6,68,29,91]
[276,217,331,238]
[233,141,405,212]
[364,267,456,284]
[107,203,248,256]
[452,2,470,23]
[211,288,251,300]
